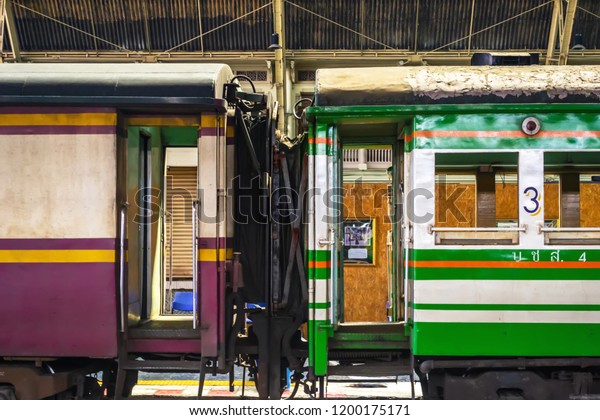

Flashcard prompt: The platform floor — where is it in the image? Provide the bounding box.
[132,378,421,399]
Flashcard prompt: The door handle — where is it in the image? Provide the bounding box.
[318,228,336,247]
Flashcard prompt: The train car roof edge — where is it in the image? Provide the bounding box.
[0,63,233,109]
[315,66,600,107]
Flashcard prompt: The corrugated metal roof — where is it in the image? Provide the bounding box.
[2,0,599,54]
[3,0,271,52]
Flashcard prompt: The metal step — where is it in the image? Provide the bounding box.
[121,359,205,372]
[328,361,412,377]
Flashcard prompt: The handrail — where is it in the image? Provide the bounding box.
[324,228,336,324]
[119,203,129,333]
[192,200,199,330]
[403,224,409,325]
[428,225,527,234]
[538,226,600,233]
[166,211,173,314]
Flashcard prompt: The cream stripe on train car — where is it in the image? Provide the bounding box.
[0,111,117,239]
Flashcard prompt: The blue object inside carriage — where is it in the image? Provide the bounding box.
[172,291,194,312]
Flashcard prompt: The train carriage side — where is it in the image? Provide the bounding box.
[307,66,600,399]
[0,63,239,399]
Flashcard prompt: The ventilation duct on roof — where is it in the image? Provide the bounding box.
[471,52,540,66]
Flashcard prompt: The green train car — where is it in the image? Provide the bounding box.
[304,66,600,399]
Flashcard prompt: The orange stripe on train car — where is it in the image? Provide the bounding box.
[413,130,600,138]
[308,137,332,145]
[307,261,332,268]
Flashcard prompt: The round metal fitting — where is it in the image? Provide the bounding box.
[522,117,541,136]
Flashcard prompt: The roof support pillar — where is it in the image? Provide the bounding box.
[4,0,21,62]
[273,0,286,133]
[0,0,5,61]
[545,0,562,64]
[547,0,579,65]
[559,0,578,65]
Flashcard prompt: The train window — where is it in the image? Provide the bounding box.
[543,152,600,245]
[434,152,519,245]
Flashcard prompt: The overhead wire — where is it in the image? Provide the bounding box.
[285,0,400,51]
[12,1,141,54]
[157,1,272,56]
[423,0,555,55]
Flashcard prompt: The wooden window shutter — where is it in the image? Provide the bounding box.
[165,166,197,278]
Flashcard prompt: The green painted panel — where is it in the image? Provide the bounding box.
[307,104,600,121]
[436,152,518,166]
[413,322,600,356]
[411,248,600,262]
[414,303,600,311]
[307,143,327,156]
[416,136,600,151]
[308,302,331,309]
[414,267,600,281]
[413,113,600,150]
[307,267,331,279]
[416,112,600,132]
[161,126,199,146]
[546,151,600,165]
[308,320,330,376]
[404,119,415,153]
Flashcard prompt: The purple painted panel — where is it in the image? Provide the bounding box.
[0,238,115,250]
[201,127,226,137]
[0,262,118,357]
[0,107,116,114]
[127,114,200,119]
[199,260,218,357]
[127,339,202,354]
[198,237,232,249]
[0,125,116,135]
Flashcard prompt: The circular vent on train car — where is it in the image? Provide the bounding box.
[521,117,541,136]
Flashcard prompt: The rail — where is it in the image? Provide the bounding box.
[192,200,199,329]
[403,224,409,325]
[538,226,600,233]
[119,203,129,333]
[166,211,173,314]
[428,225,527,234]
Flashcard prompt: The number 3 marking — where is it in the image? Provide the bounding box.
[523,186,542,216]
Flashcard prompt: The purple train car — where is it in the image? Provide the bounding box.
[0,63,277,399]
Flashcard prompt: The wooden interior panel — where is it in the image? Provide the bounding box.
[435,183,476,227]
[544,183,560,221]
[581,184,600,227]
[343,183,390,322]
[495,183,518,220]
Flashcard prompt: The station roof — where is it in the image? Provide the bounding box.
[1,1,600,64]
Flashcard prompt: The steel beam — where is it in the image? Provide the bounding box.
[4,0,20,62]
[273,0,286,132]
[559,0,579,65]
[545,0,562,64]
[0,0,5,59]
[11,49,600,66]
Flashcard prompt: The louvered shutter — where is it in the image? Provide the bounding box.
[165,166,197,278]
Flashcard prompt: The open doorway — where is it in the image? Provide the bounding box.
[341,144,402,323]
[125,123,200,334]
[163,148,198,314]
